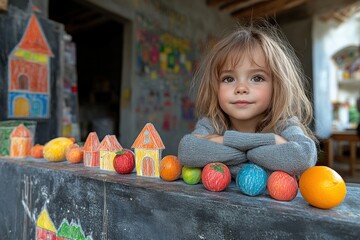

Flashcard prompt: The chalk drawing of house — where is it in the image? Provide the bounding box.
[8,14,53,118]
[83,132,100,167]
[9,124,32,158]
[131,123,165,177]
[98,135,123,171]
[36,207,57,240]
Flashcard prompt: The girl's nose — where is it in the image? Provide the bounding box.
[235,84,249,94]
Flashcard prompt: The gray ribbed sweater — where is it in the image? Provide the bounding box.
[178,117,317,178]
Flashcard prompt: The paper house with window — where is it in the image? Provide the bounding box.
[131,123,165,177]
[83,132,100,167]
[9,124,32,158]
[99,135,123,171]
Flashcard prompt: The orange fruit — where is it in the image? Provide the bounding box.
[65,144,83,163]
[299,166,346,209]
[30,144,44,158]
[160,155,182,181]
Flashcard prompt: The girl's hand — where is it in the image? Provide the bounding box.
[193,134,224,144]
[274,134,287,144]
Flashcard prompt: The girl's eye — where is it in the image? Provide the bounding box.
[222,76,234,83]
[251,75,265,82]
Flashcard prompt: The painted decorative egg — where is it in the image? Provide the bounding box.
[182,166,202,185]
[236,164,268,196]
[202,162,231,192]
[267,171,298,201]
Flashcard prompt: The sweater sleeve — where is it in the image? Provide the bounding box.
[178,118,247,168]
[246,124,317,176]
[223,131,276,151]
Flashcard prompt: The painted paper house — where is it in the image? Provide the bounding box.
[83,132,100,167]
[36,207,57,240]
[10,124,32,158]
[99,135,123,171]
[131,123,165,177]
[8,14,53,118]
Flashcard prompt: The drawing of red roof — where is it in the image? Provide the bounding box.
[83,132,100,152]
[10,124,32,138]
[98,135,122,151]
[131,123,165,149]
[18,14,54,56]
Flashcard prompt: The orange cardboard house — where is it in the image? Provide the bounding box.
[131,123,165,177]
[83,132,100,167]
[9,124,32,158]
[98,135,123,171]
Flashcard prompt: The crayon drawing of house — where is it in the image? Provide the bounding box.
[36,207,57,240]
[131,123,165,177]
[9,124,32,158]
[8,14,53,118]
[83,132,100,167]
[99,135,123,171]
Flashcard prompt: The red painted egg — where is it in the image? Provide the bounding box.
[267,171,298,201]
[202,162,231,192]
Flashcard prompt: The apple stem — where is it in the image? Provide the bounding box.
[115,150,125,155]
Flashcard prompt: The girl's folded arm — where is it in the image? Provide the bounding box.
[246,127,317,176]
[178,134,247,168]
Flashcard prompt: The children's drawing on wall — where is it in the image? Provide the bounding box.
[135,13,197,134]
[136,29,194,79]
[8,14,53,118]
[36,206,93,240]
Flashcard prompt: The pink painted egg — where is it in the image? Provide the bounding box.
[267,171,298,201]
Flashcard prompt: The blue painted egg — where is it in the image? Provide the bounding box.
[236,164,268,196]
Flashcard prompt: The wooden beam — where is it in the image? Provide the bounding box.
[66,16,110,34]
[232,0,307,19]
[318,1,360,22]
[0,0,8,11]
[207,0,233,7]
[220,0,264,13]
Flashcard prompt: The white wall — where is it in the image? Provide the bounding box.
[313,13,360,137]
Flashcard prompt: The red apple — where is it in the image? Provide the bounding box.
[113,149,135,174]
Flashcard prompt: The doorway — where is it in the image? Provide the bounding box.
[49,0,123,141]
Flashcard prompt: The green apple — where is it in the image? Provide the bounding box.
[182,166,202,185]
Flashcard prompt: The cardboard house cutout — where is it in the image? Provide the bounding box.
[99,135,123,171]
[131,123,165,177]
[9,124,32,158]
[36,207,57,240]
[83,132,100,167]
[8,14,53,118]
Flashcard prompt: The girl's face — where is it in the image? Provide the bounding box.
[218,46,272,132]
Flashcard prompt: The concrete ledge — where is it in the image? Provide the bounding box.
[0,157,359,239]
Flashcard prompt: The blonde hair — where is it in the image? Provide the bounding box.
[193,20,315,140]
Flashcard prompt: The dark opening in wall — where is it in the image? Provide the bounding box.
[49,0,123,141]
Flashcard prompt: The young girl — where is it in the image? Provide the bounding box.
[178,21,318,178]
